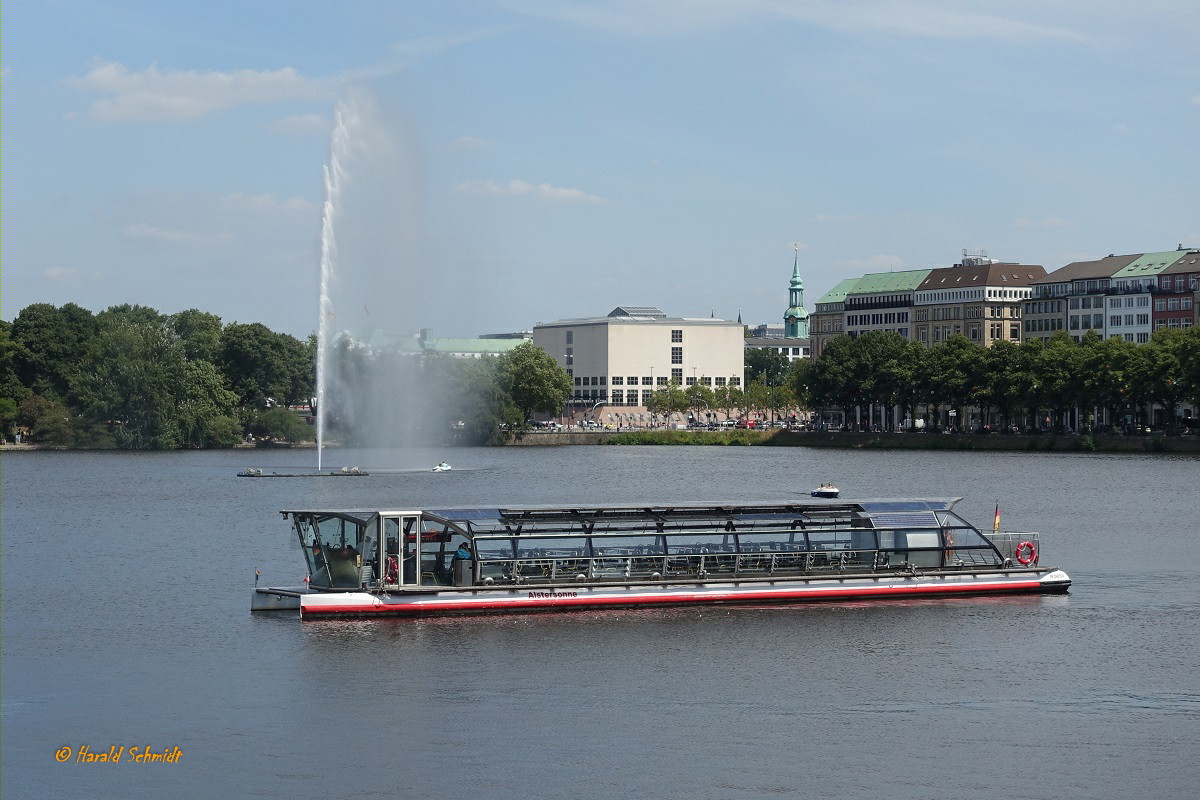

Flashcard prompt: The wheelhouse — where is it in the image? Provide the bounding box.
[283,499,1025,592]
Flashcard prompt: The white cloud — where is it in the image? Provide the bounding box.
[1014,216,1072,230]
[67,59,330,122]
[507,1,1091,43]
[455,178,603,204]
[269,113,329,136]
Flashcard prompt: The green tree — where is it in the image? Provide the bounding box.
[17,394,78,446]
[1143,328,1187,433]
[219,323,313,410]
[252,407,314,443]
[97,303,166,328]
[73,321,191,448]
[1081,336,1136,432]
[685,382,715,424]
[10,303,99,400]
[648,380,688,422]
[744,347,790,390]
[170,309,224,362]
[0,321,32,406]
[497,341,572,423]
[1036,333,1084,431]
[927,335,980,429]
[177,359,242,447]
[713,384,745,421]
[985,340,1023,430]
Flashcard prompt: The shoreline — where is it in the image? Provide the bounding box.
[4,431,1197,455]
[507,429,1200,454]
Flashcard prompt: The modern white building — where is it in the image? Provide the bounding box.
[532,307,745,408]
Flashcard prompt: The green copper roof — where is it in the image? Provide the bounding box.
[1111,251,1187,278]
[815,277,863,305]
[849,268,932,294]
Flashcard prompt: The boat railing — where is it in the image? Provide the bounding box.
[984,532,1041,564]
[472,544,1000,587]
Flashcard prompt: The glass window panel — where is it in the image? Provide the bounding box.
[515,537,590,559]
[737,531,807,552]
[591,534,665,556]
[473,537,515,560]
[664,533,735,554]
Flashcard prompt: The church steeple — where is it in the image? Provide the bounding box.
[784,244,810,338]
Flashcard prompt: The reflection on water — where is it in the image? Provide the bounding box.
[2,446,1198,799]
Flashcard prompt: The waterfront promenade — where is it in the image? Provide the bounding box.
[509,428,1200,453]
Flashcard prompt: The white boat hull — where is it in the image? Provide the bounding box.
[292,568,1070,619]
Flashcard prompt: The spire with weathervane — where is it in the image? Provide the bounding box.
[784,243,810,338]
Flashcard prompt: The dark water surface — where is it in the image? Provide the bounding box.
[3,446,1198,799]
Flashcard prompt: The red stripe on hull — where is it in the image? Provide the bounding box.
[301,578,1055,619]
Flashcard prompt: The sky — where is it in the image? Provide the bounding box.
[4,1,1199,339]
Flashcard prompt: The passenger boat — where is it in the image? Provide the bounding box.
[811,485,840,498]
[251,499,1069,619]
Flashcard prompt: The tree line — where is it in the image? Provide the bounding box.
[800,328,1200,433]
[0,302,574,448]
[1,303,317,448]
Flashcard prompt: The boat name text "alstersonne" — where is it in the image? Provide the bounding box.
[528,591,579,599]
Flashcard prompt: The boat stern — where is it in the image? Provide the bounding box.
[1038,568,1071,593]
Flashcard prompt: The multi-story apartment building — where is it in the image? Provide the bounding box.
[842,269,930,341]
[1028,250,1196,343]
[809,277,860,358]
[1027,254,1135,342]
[1153,250,1200,333]
[913,260,1045,346]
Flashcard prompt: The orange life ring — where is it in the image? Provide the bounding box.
[1016,541,1037,565]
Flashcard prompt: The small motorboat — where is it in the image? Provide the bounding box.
[811,484,840,498]
[432,462,452,472]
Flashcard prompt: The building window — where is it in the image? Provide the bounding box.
[673,369,684,382]
[600,376,606,385]
[574,377,582,386]
[566,331,573,344]
[628,376,638,386]
[731,377,741,387]
[701,376,712,386]
[642,377,653,386]
[611,376,623,386]
[656,377,667,387]
[671,329,683,343]
[715,376,727,387]
[1154,299,1166,311]
[685,377,695,386]
[1137,332,1150,343]
[1110,316,1122,327]
[1137,314,1149,325]
[1010,324,1020,339]
[670,346,682,364]
[611,390,623,405]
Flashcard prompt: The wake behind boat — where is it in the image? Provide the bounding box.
[252,498,1070,619]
